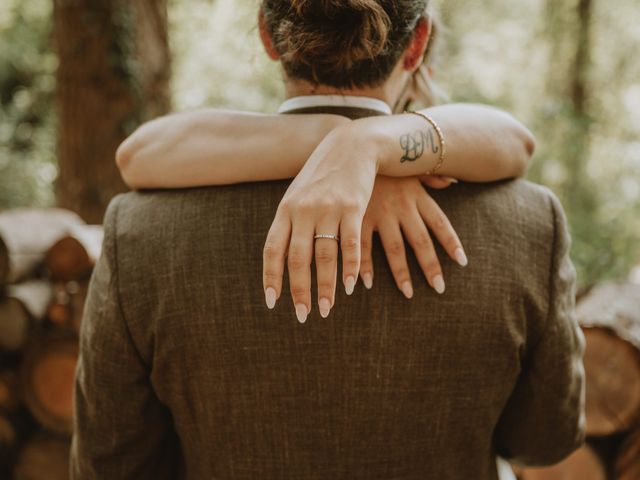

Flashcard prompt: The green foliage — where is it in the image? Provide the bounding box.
[431,0,640,287]
[169,0,283,112]
[0,0,57,208]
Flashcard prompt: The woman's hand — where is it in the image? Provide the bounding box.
[359,176,467,299]
[262,124,379,323]
[262,121,468,323]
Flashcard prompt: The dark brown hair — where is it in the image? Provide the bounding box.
[261,0,429,88]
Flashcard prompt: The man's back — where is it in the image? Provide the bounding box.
[72,178,584,480]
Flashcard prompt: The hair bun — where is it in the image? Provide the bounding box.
[283,0,391,71]
[263,0,428,88]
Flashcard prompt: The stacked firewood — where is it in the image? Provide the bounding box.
[517,282,640,480]
[0,209,102,480]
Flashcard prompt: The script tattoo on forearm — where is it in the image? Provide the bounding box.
[399,129,439,163]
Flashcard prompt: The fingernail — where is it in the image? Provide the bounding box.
[265,288,277,309]
[295,304,308,324]
[362,272,373,290]
[319,298,331,318]
[433,275,446,294]
[401,281,413,299]
[345,276,356,295]
[455,248,468,267]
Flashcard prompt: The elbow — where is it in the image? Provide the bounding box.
[115,134,148,190]
[509,121,536,178]
[522,126,536,159]
[115,138,132,174]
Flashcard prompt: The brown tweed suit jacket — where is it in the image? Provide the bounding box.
[71,107,585,480]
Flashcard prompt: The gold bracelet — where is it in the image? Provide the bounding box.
[411,111,446,176]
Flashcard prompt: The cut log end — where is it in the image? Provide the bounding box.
[21,335,78,435]
[45,236,93,282]
[0,298,32,353]
[520,445,606,480]
[47,281,87,333]
[0,208,85,283]
[582,327,640,436]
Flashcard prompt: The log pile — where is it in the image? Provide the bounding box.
[0,209,102,480]
[518,282,640,480]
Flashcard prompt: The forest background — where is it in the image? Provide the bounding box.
[0,0,639,289]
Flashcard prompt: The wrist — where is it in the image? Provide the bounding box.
[344,117,390,174]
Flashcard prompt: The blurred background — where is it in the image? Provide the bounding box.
[1,0,639,479]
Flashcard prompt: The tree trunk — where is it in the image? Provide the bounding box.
[566,0,594,209]
[572,0,592,116]
[53,0,171,223]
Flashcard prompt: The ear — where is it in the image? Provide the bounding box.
[402,16,432,72]
[258,9,280,61]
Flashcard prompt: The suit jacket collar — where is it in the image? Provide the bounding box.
[278,95,391,119]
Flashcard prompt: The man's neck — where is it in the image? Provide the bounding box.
[284,79,393,106]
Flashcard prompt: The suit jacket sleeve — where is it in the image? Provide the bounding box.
[70,196,180,479]
[494,191,586,466]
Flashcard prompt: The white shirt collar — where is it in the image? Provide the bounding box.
[278,95,392,115]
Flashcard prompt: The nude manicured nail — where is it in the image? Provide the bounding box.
[295,304,308,324]
[401,281,413,299]
[362,273,373,290]
[433,275,446,294]
[319,298,331,318]
[345,276,356,295]
[455,248,468,267]
[265,288,277,309]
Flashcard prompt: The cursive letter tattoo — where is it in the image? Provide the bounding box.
[399,129,439,163]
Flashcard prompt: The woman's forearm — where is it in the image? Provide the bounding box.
[361,104,536,181]
[117,104,535,189]
[116,110,350,189]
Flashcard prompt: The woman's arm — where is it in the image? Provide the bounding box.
[260,104,536,318]
[116,110,350,188]
[116,104,535,189]
[355,104,536,181]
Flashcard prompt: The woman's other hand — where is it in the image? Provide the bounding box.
[359,176,467,299]
[419,175,458,190]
